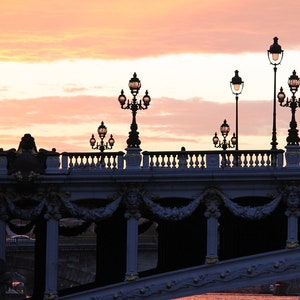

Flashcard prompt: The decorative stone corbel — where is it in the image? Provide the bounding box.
[122,184,143,220]
[44,185,62,221]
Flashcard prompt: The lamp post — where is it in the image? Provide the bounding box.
[277,70,300,145]
[118,72,151,148]
[230,70,244,150]
[89,121,115,152]
[212,119,237,150]
[268,36,284,150]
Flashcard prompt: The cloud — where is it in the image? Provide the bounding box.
[0,0,299,62]
[62,84,88,93]
[0,95,292,152]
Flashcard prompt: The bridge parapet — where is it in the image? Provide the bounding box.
[142,149,285,169]
[59,151,125,172]
[0,148,292,174]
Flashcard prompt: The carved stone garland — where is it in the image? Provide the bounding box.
[222,192,282,220]
[143,194,201,221]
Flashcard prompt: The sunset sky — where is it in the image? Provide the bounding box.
[0,0,300,152]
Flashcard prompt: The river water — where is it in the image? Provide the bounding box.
[176,294,300,300]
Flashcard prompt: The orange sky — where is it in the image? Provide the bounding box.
[0,0,299,152]
[0,95,290,151]
[0,0,299,62]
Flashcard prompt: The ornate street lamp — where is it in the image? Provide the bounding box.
[89,121,115,152]
[277,70,300,145]
[230,70,244,150]
[212,119,237,150]
[118,72,151,148]
[268,37,284,150]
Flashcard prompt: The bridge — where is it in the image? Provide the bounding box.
[5,234,158,295]
[1,132,300,299]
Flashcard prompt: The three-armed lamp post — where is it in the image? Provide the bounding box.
[213,119,237,150]
[89,121,115,152]
[268,37,284,150]
[230,70,244,150]
[277,70,300,145]
[118,72,151,148]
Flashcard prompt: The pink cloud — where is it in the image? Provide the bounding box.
[0,0,298,62]
[0,95,292,152]
[62,85,89,93]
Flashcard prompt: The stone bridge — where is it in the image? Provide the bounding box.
[1,136,300,299]
[5,236,157,295]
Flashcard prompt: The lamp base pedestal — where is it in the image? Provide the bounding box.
[285,145,300,168]
[125,148,142,169]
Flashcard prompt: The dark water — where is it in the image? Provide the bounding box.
[176,294,300,300]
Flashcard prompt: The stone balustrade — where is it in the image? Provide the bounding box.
[0,147,298,174]
[51,149,286,172]
[60,151,125,171]
[142,149,285,169]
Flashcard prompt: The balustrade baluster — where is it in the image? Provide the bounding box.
[95,156,100,168]
[161,154,164,167]
[112,154,117,169]
[249,153,254,167]
[106,155,112,169]
[149,154,154,167]
[260,153,265,167]
[68,155,74,169]
[74,155,79,168]
[187,154,193,168]
[220,153,226,168]
[155,154,160,167]
[166,155,171,168]
[266,153,271,167]
[232,153,237,167]
[189,154,194,168]
[90,154,95,167]
[184,154,190,168]
[201,154,205,168]
[78,155,84,168]
[102,155,107,168]
[76,155,80,168]
[84,154,90,168]
[226,153,231,167]
[242,154,247,167]
[194,154,200,169]
[192,154,197,168]
[171,154,177,168]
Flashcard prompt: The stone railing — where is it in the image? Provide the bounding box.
[142,149,285,169]
[58,149,284,171]
[0,147,297,174]
[60,151,125,171]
